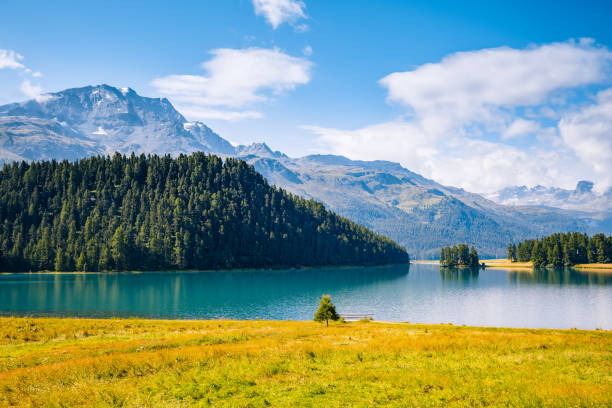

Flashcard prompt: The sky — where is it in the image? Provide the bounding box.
[1,0,612,194]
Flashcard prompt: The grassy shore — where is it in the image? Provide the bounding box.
[482,259,612,272]
[0,318,610,407]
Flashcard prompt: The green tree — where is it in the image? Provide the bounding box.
[531,241,545,268]
[111,226,130,271]
[314,295,340,327]
[54,247,67,272]
[469,246,479,267]
[0,153,409,272]
[507,243,517,262]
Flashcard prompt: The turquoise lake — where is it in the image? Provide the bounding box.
[0,263,610,329]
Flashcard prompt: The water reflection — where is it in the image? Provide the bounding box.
[508,267,612,286]
[1,263,610,329]
[440,267,480,283]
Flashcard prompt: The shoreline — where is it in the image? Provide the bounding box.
[0,315,607,332]
[0,262,411,275]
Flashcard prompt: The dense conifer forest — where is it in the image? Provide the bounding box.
[0,153,409,272]
[439,244,480,267]
[507,232,612,267]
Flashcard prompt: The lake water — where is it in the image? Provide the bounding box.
[0,264,610,329]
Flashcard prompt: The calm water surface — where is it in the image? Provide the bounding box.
[0,264,610,329]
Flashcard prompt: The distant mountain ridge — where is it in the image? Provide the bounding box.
[488,181,612,213]
[0,84,607,258]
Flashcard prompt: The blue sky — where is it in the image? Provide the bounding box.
[1,0,612,193]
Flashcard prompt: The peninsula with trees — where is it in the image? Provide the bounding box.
[0,153,409,272]
[506,232,612,268]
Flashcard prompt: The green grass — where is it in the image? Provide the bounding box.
[0,317,610,407]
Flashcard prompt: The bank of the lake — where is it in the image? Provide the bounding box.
[482,259,612,273]
[0,317,609,407]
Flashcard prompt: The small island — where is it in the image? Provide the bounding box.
[439,244,480,267]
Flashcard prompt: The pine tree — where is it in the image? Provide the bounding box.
[54,247,66,272]
[0,153,409,272]
[507,243,517,262]
[314,295,340,327]
[469,246,479,267]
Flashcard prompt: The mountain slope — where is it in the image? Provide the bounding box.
[0,84,603,259]
[238,153,592,258]
[0,84,234,161]
[0,153,408,272]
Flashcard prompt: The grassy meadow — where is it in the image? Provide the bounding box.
[0,317,610,407]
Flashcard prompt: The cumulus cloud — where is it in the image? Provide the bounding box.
[380,39,612,135]
[502,119,541,140]
[0,49,25,70]
[307,40,611,193]
[0,48,46,101]
[252,0,307,29]
[152,47,312,121]
[559,88,612,191]
[306,121,585,193]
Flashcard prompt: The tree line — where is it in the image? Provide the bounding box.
[506,232,612,267]
[439,244,480,267]
[0,152,409,272]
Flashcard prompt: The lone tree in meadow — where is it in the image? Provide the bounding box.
[314,295,340,327]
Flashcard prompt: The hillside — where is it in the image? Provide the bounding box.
[240,149,593,258]
[0,84,604,259]
[0,153,408,272]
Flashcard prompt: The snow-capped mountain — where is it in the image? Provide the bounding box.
[488,181,612,213]
[0,84,234,161]
[0,84,607,258]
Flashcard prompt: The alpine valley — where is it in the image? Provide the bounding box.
[1,84,609,258]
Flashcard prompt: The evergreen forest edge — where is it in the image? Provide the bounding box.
[0,152,409,272]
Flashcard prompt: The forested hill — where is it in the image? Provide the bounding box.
[0,153,409,272]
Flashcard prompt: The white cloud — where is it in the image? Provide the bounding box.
[252,0,307,29]
[19,80,51,102]
[0,49,25,70]
[305,121,586,193]
[502,118,541,140]
[178,106,263,121]
[302,45,313,57]
[559,88,612,191]
[1,48,46,101]
[306,40,611,193]
[152,47,312,121]
[380,39,612,135]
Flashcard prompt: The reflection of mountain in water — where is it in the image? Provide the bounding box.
[508,268,612,286]
[439,268,480,283]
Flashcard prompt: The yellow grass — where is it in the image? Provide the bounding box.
[0,317,610,407]
[574,264,612,274]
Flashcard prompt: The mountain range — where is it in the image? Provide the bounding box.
[1,84,608,258]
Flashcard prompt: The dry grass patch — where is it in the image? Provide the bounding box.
[0,317,610,407]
